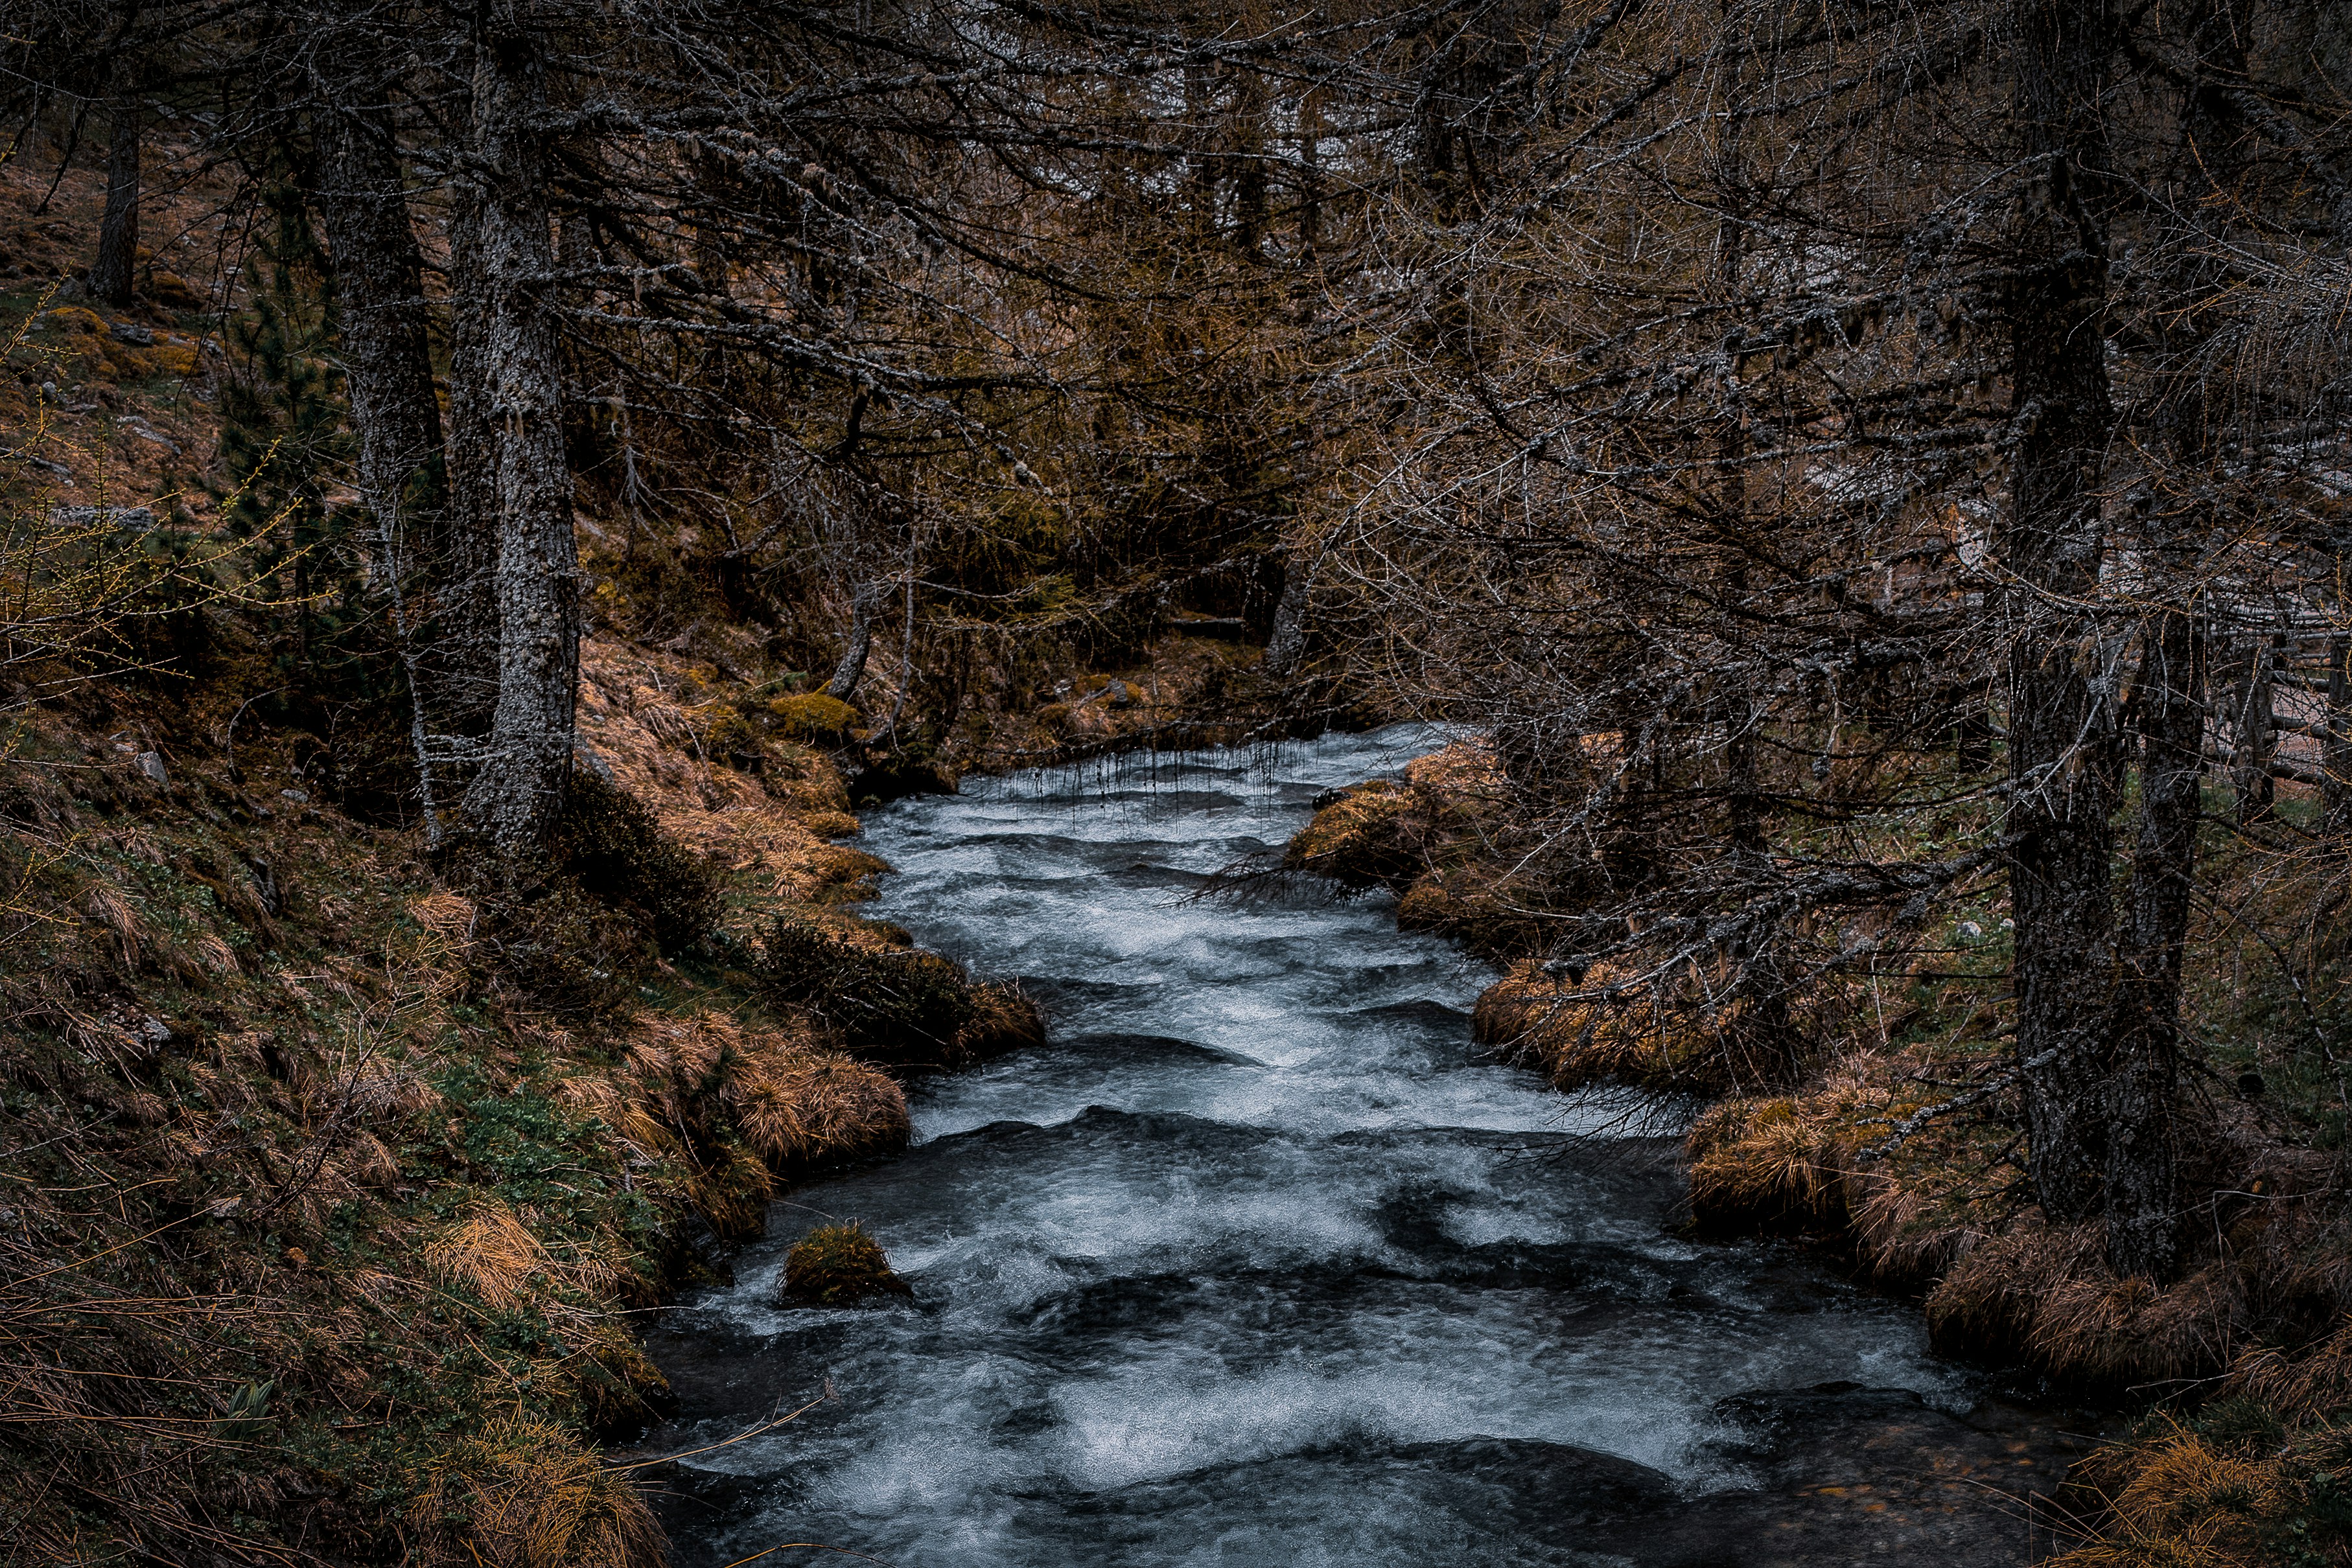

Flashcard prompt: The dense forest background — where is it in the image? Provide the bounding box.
[3,0,2351,1562]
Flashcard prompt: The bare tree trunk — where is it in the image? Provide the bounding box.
[1230,66,1268,257]
[89,100,139,306]
[1296,86,1321,258]
[2110,608,2198,1277]
[2327,625,2351,833]
[453,1,579,853]
[826,578,880,701]
[312,64,490,837]
[1263,547,1312,679]
[2001,0,2120,1227]
[444,203,502,736]
[2233,626,2277,824]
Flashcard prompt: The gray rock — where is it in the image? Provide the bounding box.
[132,750,167,784]
[51,505,157,532]
[109,321,156,346]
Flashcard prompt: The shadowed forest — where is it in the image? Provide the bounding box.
[2,0,2351,1562]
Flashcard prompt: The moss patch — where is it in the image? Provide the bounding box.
[778,1222,913,1307]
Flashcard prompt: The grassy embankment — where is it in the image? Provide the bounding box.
[0,156,1060,1565]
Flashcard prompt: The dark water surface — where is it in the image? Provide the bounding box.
[641,726,2077,1567]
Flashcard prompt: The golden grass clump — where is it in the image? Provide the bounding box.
[779,1221,914,1307]
[768,692,859,741]
[408,1414,667,1568]
[726,1035,911,1168]
[1925,1218,2242,1385]
[2049,1420,2287,1568]
[425,1199,557,1312]
[1285,780,1423,888]
[2050,1319,2352,1567]
[1686,1097,1852,1229]
[693,1142,775,1241]
[953,980,1045,1065]
[1474,959,1774,1093]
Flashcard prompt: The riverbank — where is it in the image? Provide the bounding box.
[1288,735,2352,1563]
[0,625,1044,1565]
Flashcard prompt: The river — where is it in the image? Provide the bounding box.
[641,724,2077,1567]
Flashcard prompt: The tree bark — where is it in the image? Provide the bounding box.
[2326,627,2351,833]
[90,99,139,306]
[2109,610,2198,1276]
[2001,0,2120,1226]
[825,578,880,701]
[1263,545,1314,678]
[453,1,579,853]
[310,63,498,835]
[2231,627,2277,824]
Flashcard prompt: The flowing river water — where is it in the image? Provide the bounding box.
[641,726,2082,1567]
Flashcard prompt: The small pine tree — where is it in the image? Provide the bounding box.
[214,181,412,812]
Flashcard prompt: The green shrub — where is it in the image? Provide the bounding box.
[778,1221,911,1307]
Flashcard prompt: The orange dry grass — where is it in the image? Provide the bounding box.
[573,638,872,923]
[727,1038,911,1168]
[1926,1220,2241,1385]
[408,1414,667,1568]
[955,980,1045,1064]
[1685,1057,1990,1283]
[2234,1317,2352,1423]
[1475,960,1766,1092]
[425,1200,559,1312]
[1403,737,1506,801]
[2049,1422,2286,1568]
[1284,779,1420,884]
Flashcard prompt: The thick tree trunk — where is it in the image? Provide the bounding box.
[1296,86,1322,257]
[445,206,501,737]
[2231,627,2277,824]
[453,2,579,853]
[89,100,139,306]
[2001,0,2120,1226]
[2097,0,2252,1281]
[1263,545,1314,678]
[825,579,880,701]
[311,71,498,836]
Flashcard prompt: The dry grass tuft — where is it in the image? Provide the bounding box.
[954,980,1045,1065]
[1475,958,1784,1093]
[408,1414,668,1568]
[1924,1219,2242,1386]
[692,1142,774,1241]
[780,1221,913,1307]
[2050,1420,2287,1568]
[426,1199,555,1312]
[82,879,146,967]
[411,889,477,936]
[726,1035,910,1168]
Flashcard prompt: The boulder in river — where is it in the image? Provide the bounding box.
[778,1221,913,1308]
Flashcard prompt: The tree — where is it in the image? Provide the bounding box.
[448,0,577,852]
